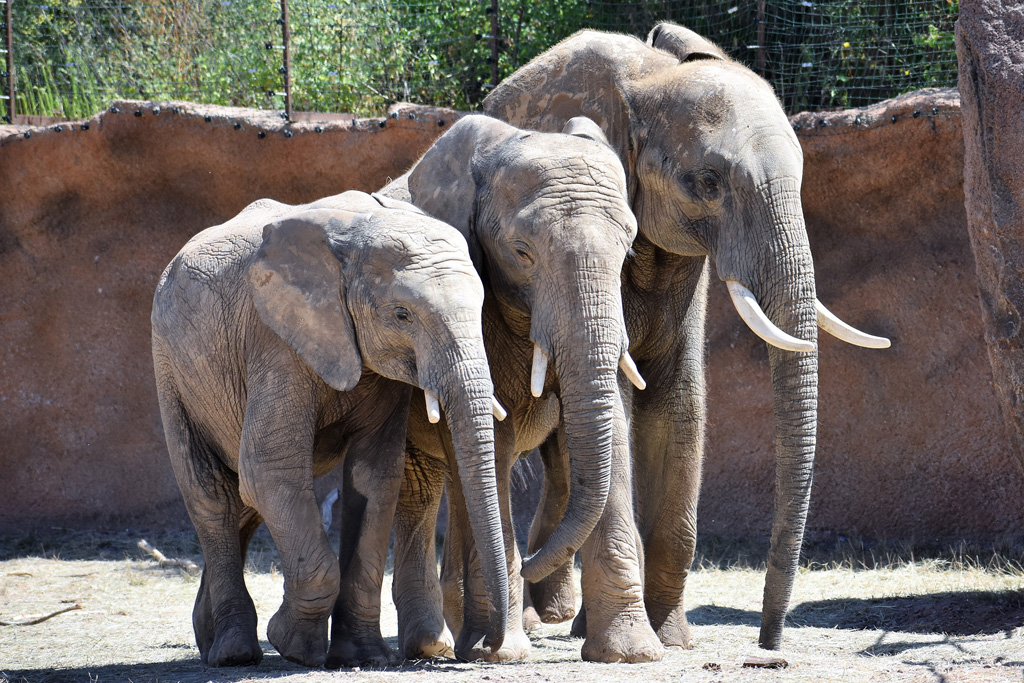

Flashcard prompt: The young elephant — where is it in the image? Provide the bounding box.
[151,190,508,668]
[484,24,890,654]
[372,115,654,662]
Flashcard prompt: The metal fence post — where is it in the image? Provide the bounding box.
[489,0,499,88]
[756,0,766,76]
[2,0,14,122]
[279,0,293,121]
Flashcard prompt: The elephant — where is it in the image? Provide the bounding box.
[372,114,654,662]
[483,23,890,653]
[150,189,509,668]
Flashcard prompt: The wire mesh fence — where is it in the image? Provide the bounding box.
[1,0,959,122]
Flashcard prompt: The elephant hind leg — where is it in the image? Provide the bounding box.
[155,375,261,667]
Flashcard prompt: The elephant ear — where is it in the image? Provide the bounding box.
[406,115,514,262]
[647,22,727,62]
[247,209,366,392]
[561,116,611,146]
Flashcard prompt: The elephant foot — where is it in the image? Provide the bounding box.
[202,624,263,667]
[455,625,532,662]
[522,605,543,632]
[267,608,329,667]
[570,605,586,638]
[400,623,455,660]
[653,608,693,649]
[580,609,665,663]
[325,634,394,669]
[528,565,577,624]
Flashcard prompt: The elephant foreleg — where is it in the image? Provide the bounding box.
[577,390,665,663]
[632,391,704,648]
[632,264,708,650]
[238,382,339,668]
[524,434,577,627]
[391,443,454,660]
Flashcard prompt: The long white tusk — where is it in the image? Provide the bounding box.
[531,345,548,398]
[726,280,816,353]
[816,300,891,349]
[424,390,441,424]
[491,396,508,421]
[619,352,647,390]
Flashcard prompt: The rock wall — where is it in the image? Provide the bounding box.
[956,1,1024,470]
[699,89,1024,542]
[1,93,1021,543]
[0,101,459,530]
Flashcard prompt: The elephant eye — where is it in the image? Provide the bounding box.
[682,169,723,202]
[394,306,413,324]
[512,241,535,268]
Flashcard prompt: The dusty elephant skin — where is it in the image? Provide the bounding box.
[371,115,654,662]
[151,190,508,668]
[484,24,889,653]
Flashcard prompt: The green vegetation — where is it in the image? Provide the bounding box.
[4,0,959,119]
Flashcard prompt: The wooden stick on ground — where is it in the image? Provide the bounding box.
[137,539,201,576]
[0,603,82,626]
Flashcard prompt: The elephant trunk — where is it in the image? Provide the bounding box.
[520,264,623,582]
[430,330,509,653]
[724,182,819,650]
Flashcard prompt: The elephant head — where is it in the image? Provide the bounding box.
[247,190,509,650]
[398,115,641,581]
[484,25,888,649]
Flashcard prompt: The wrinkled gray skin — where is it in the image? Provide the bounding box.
[376,115,645,662]
[484,24,822,652]
[151,190,508,668]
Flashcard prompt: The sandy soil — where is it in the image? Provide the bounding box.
[1,531,1022,683]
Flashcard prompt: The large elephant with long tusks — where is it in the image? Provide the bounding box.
[484,23,889,656]
[151,190,508,668]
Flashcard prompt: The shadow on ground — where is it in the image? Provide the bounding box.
[690,590,1024,638]
[2,638,496,683]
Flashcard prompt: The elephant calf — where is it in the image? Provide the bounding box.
[151,190,508,668]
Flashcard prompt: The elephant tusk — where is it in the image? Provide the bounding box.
[424,390,442,424]
[619,352,647,390]
[491,396,508,421]
[726,280,816,353]
[815,300,891,349]
[531,345,548,398]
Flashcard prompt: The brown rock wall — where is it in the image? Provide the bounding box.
[0,92,1020,543]
[699,89,1024,542]
[956,1,1024,469]
[0,101,458,530]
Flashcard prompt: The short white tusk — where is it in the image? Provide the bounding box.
[491,396,507,421]
[726,280,816,353]
[815,300,891,349]
[619,352,647,390]
[424,390,441,424]
[531,345,548,398]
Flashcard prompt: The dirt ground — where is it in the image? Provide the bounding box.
[1,530,1022,683]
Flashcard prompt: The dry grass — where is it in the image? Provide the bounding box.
[1,529,1022,683]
